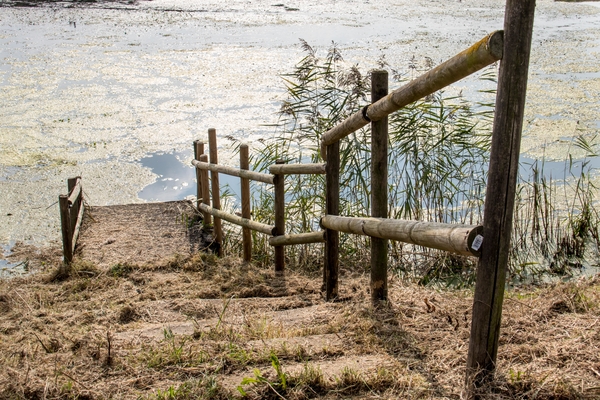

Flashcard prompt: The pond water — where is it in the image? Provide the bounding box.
[1,0,599,266]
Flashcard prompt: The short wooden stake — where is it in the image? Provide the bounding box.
[370,70,389,303]
[193,140,205,211]
[274,159,285,272]
[199,154,211,226]
[466,0,536,390]
[208,128,223,256]
[325,143,340,301]
[240,144,252,262]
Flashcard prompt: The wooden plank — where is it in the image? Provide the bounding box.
[320,31,504,158]
[59,194,73,265]
[274,159,285,272]
[67,177,82,206]
[71,199,85,253]
[320,215,483,257]
[466,0,536,388]
[193,140,205,211]
[240,143,252,262]
[269,231,326,246]
[269,163,326,175]
[199,154,211,226]
[192,159,274,185]
[370,70,389,303]
[198,203,276,236]
[325,142,340,300]
[208,128,223,256]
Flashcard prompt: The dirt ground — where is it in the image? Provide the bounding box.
[75,201,217,268]
[1,204,599,399]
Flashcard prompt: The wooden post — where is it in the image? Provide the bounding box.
[325,142,340,300]
[240,144,252,262]
[466,0,536,389]
[208,128,223,256]
[194,140,205,211]
[274,159,285,272]
[199,154,211,226]
[59,194,73,265]
[370,70,389,303]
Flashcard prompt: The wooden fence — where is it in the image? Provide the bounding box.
[59,176,84,264]
[191,129,327,271]
[192,31,502,278]
[192,0,535,390]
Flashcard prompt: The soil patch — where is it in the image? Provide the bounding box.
[0,251,599,398]
[76,200,216,268]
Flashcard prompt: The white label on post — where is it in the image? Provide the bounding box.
[471,235,484,251]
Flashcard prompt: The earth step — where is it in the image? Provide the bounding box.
[220,354,397,391]
[114,303,338,343]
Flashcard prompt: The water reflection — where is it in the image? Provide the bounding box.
[138,150,241,203]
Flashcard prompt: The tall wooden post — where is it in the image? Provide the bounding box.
[325,142,340,300]
[194,140,205,211]
[466,0,536,389]
[240,144,252,262]
[208,128,223,256]
[274,159,285,272]
[199,154,211,226]
[370,70,389,303]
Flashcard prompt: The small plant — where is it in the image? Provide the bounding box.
[109,263,133,278]
[237,352,288,397]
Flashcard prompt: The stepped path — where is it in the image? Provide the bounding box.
[2,204,598,397]
[66,200,408,397]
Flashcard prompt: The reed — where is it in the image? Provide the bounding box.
[234,41,599,285]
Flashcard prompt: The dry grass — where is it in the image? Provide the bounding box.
[0,250,599,399]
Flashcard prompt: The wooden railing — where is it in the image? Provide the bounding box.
[192,32,503,276]
[59,176,84,264]
[192,0,535,388]
[192,129,326,271]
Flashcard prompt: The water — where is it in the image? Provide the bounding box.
[0,241,27,276]
[138,150,242,204]
[138,152,197,202]
[1,0,599,266]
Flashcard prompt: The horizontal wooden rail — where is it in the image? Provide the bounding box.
[192,159,274,185]
[198,203,277,236]
[269,231,326,246]
[269,163,326,175]
[67,178,82,206]
[320,215,483,257]
[320,30,504,158]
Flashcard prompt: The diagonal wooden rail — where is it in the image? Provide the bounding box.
[59,177,84,266]
[320,30,503,159]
